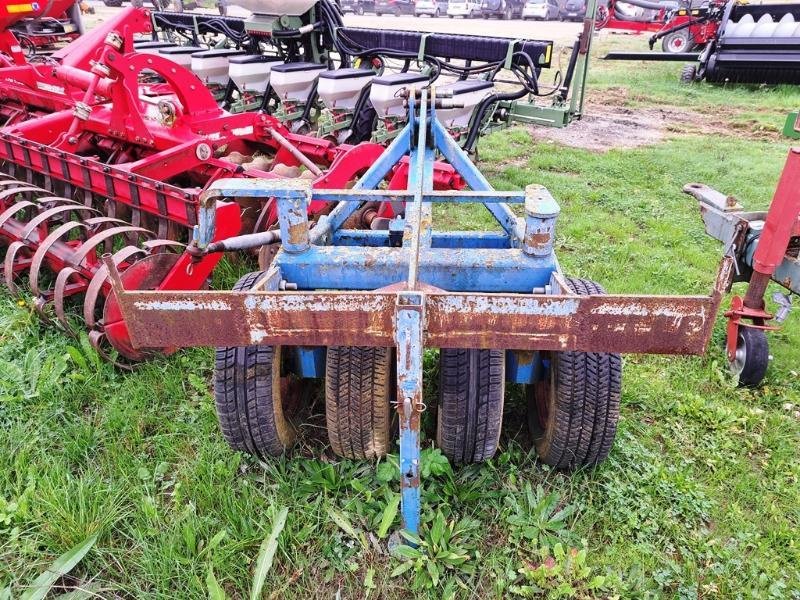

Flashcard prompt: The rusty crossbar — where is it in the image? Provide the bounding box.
[107,257,732,355]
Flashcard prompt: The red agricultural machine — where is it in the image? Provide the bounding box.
[596,0,722,53]
[686,145,800,387]
[0,0,595,364]
[0,0,83,60]
[605,1,800,85]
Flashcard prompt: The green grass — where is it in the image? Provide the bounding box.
[2,39,800,599]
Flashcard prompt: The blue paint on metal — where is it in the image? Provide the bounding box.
[395,292,424,537]
[277,193,310,253]
[204,177,311,199]
[294,346,326,378]
[275,246,556,292]
[523,185,560,258]
[331,230,511,249]
[431,118,523,243]
[312,126,415,244]
[505,350,539,384]
[311,190,526,204]
[430,231,510,249]
[197,204,216,249]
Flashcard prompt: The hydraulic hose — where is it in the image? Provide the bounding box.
[463,88,528,153]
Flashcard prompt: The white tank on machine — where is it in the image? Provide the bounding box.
[228,55,284,93]
[435,80,494,130]
[317,68,375,110]
[270,62,327,103]
[191,48,247,86]
[134,40,178,55]
[370,72,428,118]
[157,46,204,70]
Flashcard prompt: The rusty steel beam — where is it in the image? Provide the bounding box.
[106,256,733,355]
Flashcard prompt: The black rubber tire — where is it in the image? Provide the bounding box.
[731,326,769,388]
[325,346,394,459]
[528,278,622,470]
[356,3,364,13]
[103,0,123,5]
[437,348,505,464]
[680,63,697,84]
[214,271,297,458]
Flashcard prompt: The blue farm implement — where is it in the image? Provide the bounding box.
[105,88,733,536]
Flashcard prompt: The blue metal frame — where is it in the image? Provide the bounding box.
[192,90,563,537]
[108,89,733,541]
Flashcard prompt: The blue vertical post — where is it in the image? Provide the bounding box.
[276,187,310,253]
[395,291,424,537]
[394,89,428,539]
[523,184,560,258]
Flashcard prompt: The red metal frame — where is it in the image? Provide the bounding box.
[596,1,719,48]
[0,6,467,361]
[724,148,800,359]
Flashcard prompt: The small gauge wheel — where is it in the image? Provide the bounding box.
[730,326,769,387]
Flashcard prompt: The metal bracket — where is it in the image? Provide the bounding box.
[395,290,425,536]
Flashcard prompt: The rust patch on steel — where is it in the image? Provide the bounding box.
[525,231,551,251]
[287,221,308,246]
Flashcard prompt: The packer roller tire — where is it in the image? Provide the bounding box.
[325,346,394,459]
[528,278,622,470]
[213,271,300,458]
[436,348,505,464]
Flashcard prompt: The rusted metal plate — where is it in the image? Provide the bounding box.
[114,257,733,355]
[425,293,717,354]
[117,291,398,349]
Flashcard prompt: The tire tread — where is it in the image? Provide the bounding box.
[326,346,393,459]
[213,271,294,459]
[532,277,621,469]
[437,348,505,464]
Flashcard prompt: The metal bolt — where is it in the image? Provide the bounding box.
[92,62,110,77]
[195,143,212,161]
[72,102,91,121]
[105,31,123,50]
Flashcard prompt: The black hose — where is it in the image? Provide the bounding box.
[463,88,528,153]
[558,40,580,100]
